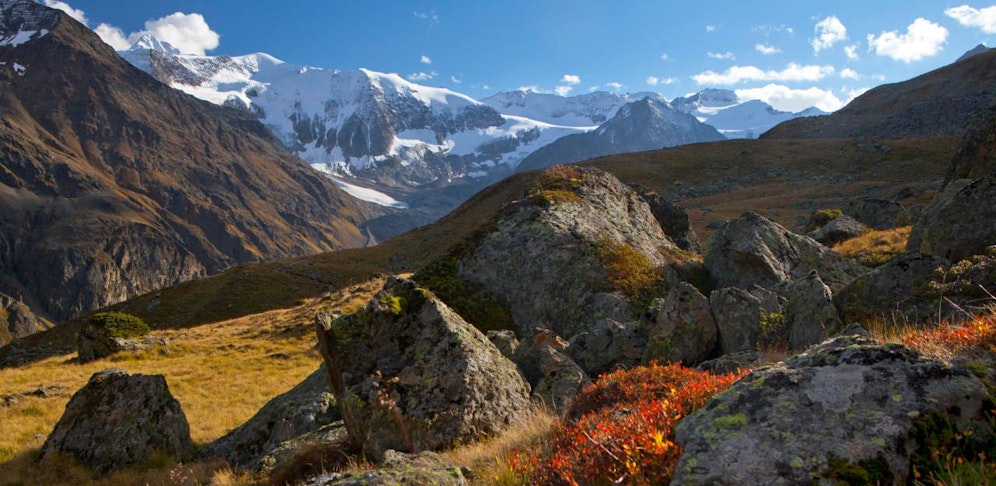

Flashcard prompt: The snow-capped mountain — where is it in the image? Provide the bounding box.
[671,88,825,139]
[481,90,665,126]
[120,38,590,197]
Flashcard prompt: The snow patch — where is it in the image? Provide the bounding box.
[311,165,409,208]
[0,29,47,47]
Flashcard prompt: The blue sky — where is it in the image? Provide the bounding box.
[42,1,996,112]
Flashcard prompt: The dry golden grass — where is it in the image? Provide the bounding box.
[0,278,387,485]
[445,405,558,486]
[832,226,912,267]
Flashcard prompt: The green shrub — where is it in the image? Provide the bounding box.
[88,312,150,339]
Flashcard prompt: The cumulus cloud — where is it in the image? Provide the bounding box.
[840,68,860,79]
[867,18,947,62]
[844,44,860,60]
[561,74,581,85]
[707,51,735,60]
[706,24,718,32]
[407,71,437,81]
[945,5,996,33]
[755,43,781,55]
[420,55,432,64]
[812,16,847,54]
[606,82,624,91]
[94,23,131,50]
[141,12,219,55]
[660,53,670,61]
[555,85,573,96]
[693,63,835,85]
[735,84,844,112]
[43,0,87,24]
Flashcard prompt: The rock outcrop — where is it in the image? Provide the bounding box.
[302,450,467,486]
[0,292,48,346]
[315,277,531,460]
[807,215,869,246]
[907,176,996,261]
[197,366,339,472]
[39,368,191,474]
[76,319,165,363]
[842,199,903,230]
[566,318,646,377]
[834,252,950,322]
[640,191,702,252]
[705,212,866,292]
[673,335,991,485]
[641,282,717,365]
[784,272,843,349]
[709,288,765,354]
[510,329,590,412]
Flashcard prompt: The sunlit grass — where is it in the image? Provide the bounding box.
[832,226,911,267]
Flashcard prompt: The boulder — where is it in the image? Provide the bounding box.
[785,272,844,350]
[485,330,519,359]
[76,317,166,363]
[196,365,339,472]
[907,176,996,261]
[834,252,950,322]
[315,277,531,460]
[302,450,467,486]
[704,212,866,293]
[0,292,48,346]
[709,288,764,354]
[640,191,702,252]
[842,198,903,230]
[39,368,191,474]
[696,350,761,374]
[258,421,349,477]
[945,109,996,185]
[448,167,677,339]
[641,282,717,366]
[807,215,870,246]
[673,335,991,485]
[567,318,646,377]
[511,329,590,412]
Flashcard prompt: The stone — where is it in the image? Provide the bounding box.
[510,329,590,412]
[705,212,866,293]
[315,277,531,460]
[257,421,349,477]
[641,282,717,366]
[302,450,467,485]
[485,330,518,359]
[640,191,702,252]
[196,365,339,472]
[709,288,764,354]
[696,350,761,375]
[785,272,844,350]
[672,335,991,485]
[807,215,870,246]
[907,176,996,262]
[76,317,166,363]
[834,252,950,322]
[39,368,191,474]
[0,292,48,346]
[567,318,646,377]
[843,198,903,230]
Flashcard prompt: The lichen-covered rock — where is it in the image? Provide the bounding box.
[842,198,903,230]
[510,329,590,412]
[907,176,996,261]
[485,330,518,359]
[642,282,717,365]
[709,288,764,354]
[696,350,761,374]
[0,292,48,346]
[672,335,991,485]
[76,314,165,363]
[566,318,646,377]
[315,277,531,460]
[640,190,702,252]
[785,272,843,350]
[302,450,467,486]
[705,212,866,293]
[834,252,951,322]
[807,215,870,246]
[450,167,677,339]
[196,365,339,472]
[257,421,349,476]
[39,368,191,474]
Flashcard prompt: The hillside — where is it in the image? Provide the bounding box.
[0,1,378,332]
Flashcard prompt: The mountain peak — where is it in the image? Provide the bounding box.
[957,43,992,63]
[126,33,180,55]
[0,0,60,44]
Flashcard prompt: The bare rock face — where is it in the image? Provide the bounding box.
[709,288,764,355]
[196,365,339,472]
[0,292,48,346]
[642,282,717,365]
[907,176,996,262]
[39,368,191,474]
[315,277,531,460]
[672,335,991,485]
[705,212,866,293]
[785,272,843,350]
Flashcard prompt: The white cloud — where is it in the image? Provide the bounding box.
[872,74,887,81]
[844,87,870,101]
[867,18,947,62]
[844,44,860,60]
[693,63,835,84]
[555,85,573,96]
[407,71,437,81]
[660,53,670,61]
[94,23,131,50]
[413,10,439,25]
[812,16,847,53]
[420,55,432,64]
[482,84,491,90]
[708,51,735,60]
[450,76,461,84]
[646,76,677,86]
[561,74,581,85]
[735,84,844,112]
[606,82,624,91]
[140,12,219,55]
[752,24,795,36]
[518,85,543,93]
[945,5,996,34]
[43,0,87,25]
[840,68,860,79]
[706,24,717,32]
[755,43,781,55]
[588,85,600,92]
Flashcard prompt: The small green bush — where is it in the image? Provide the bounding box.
[89,312,150,339]
[807,208,844,231]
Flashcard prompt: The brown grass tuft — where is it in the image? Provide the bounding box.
[832,226,911,267]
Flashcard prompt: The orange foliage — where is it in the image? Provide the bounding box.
[900,314,996,357]
[512,363,744,485]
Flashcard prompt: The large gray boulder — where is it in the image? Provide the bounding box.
[640,191,702,252]
[315,277,531,460]
[566,318,646,377]
[807,215,870,246]
[907,176,996,261]
[642,282,717,365]
[784,272,843,350]
[834,252,950,322]
[709,288,764,354]
[673,335,991,485]
[0,292,48,346]
[303,450,467,485]
[39,368,191,474]
[450,167,678,339]
[842,198,903,230]
[705,212,866,293]
[510,329,590,412]
[196,365,339,472]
